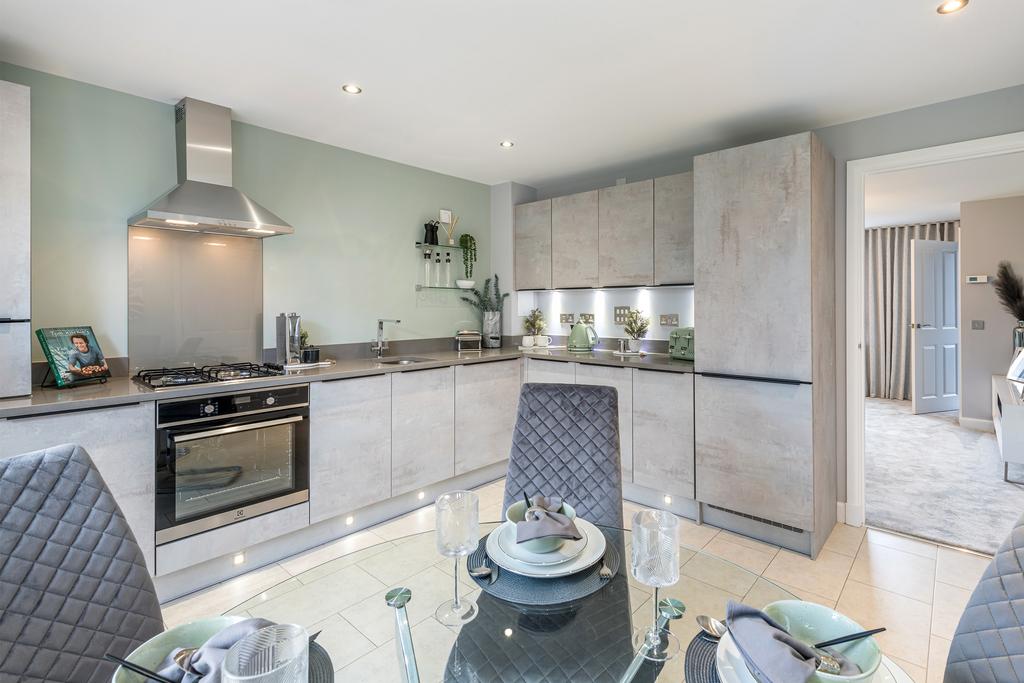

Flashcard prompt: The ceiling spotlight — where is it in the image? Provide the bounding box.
[341,84,363,95]
[936,0,968,14]
[499,140,515,149]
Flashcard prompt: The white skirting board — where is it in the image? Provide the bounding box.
[959,416,995,433]
[836,501,847,525]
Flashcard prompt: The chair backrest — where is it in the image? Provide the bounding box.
[945,515,1024,682]
[503,383,623,529]
[0,444,164,683]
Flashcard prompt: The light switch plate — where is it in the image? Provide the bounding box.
[579,313,595,325]
[972,320,985,330]
[660,314,679,327]
[560,313,575,324]
[613,306,630,325]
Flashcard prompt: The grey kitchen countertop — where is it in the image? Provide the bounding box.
[0,348,694,419]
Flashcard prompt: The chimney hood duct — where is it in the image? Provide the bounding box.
[128,98,293,238]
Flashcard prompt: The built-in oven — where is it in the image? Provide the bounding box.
[155,384,309,545]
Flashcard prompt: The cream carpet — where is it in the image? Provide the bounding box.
[865,397,1024,554]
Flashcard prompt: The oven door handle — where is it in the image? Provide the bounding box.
[173,415,305,443]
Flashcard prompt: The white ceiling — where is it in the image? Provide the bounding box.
[865,151,1024,227]
[2,1,1023,187]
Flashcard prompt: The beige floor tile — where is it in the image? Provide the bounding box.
[657,576,743,644]
[338,617,458,683]
[309,613,376,671]
[930,581,972,639]
[762,549,854,601]
[702,533,778,574]
[373,505,438,541]
[935,547,990,590]
[681,552,759,596]
[926,635,952,683]
[888,655,926,683]
[770,581,838,609]
[679,518,720,550]
[160,563,294,627]
[836,579,932,667]
[277,530,389,578]
[849,542,936,604]
[249,564,386,627]
[294,541,398,585]
[231,577,303,613]
[865,528,938,559]
[356,533,446,585]
[823,523,867,557]
[341,565,479,646]
[743,577,802,610]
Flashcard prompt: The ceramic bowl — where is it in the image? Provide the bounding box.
[456,279,475,289]
[505,500,577,553]
[763,600,881,682]
[112,615,246,682]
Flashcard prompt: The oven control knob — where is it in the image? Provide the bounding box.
[203,404,216,415]
[266,396,276,406]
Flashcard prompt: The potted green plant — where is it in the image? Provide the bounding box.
[457,234,477,289]
[522,308,545,347]
[460,275,509,348]
[623,309,650,353]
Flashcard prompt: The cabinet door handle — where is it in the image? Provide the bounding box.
[699,372,805,386]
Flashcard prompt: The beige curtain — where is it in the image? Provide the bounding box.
[865,221,959,400]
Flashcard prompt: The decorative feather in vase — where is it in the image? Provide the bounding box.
[993,261,1024,321]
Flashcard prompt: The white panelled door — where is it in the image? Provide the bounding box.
[911,239,960,414]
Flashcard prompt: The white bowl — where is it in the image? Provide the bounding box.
[763,600,882,682]
[505,500,577,553]
[456,279,475,289]
[112,615,246,682]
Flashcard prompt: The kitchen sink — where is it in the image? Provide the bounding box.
[376,356,435,365]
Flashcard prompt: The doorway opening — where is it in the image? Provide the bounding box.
[846,132,1024,554]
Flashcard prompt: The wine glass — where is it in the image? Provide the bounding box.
[630,509,681,661]
[434,490,480,626]
[222,623,308,683]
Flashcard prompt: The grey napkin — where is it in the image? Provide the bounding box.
[725,601,860,683]
[515,495,583,544]
[156,618,276,683]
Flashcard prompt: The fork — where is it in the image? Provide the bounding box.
[598,557,613,579]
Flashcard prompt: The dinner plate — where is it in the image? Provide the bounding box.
[714,632,911,683]
[486,518,607,579]
[495,520,589,566]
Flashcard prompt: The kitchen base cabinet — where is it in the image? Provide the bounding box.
[455,359,521,475]
[525,358,575,384]
[309,375,391,524]
[695,375,814,531]
[0,403,156,571]
[575,363,633,482]
[632,370,694,499]
[392,367,455,496]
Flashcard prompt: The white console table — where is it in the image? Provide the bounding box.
[993,374,1024,482]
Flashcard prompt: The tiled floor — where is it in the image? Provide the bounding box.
[162,478,990,682]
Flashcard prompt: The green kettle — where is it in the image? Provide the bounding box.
[567,322,599,351]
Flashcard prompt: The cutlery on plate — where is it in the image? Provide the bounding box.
[489,559,500,585]
[813,627,886,649]
[697,614,728,639]
[103,653,176,683]
[598,557,613,580]
[522,491,531,508]
[469,555,492,580]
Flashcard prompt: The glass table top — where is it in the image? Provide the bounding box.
[226,522,800,681]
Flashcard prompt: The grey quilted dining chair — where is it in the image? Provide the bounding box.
[0,443,164,683]
[502,382,623,529]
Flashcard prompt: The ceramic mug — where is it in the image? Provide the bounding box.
[521,335,535,348]
[535,336,552,347]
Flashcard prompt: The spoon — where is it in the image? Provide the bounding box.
[697,614,728,639]
[469,556,492,580]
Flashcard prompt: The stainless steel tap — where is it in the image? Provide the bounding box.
[374,319,400,358]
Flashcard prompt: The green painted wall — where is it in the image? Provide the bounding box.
[0,63,489,360]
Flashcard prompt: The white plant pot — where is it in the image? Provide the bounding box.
[628,339,642,353]
[456,279,475,289]
[521,335,535,348]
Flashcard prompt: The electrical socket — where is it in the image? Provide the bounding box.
[659,314,679,327]
[579,313,595,325]
[559,313,575,324]
[613,306,631,325]
[972,320,985,330]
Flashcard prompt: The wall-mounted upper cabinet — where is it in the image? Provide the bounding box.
[551,190,599,289]
[654,172,694,285]
[514,199,552,291]
[598,180,654,287]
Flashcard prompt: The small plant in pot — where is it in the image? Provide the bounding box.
[460,275,509,348]
[522,308,546,348]
[456,234,477,289]
[623,309,650,353]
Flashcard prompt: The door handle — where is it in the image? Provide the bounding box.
[909,323,922,329]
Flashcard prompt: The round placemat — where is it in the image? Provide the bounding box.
[309,641,334,682]
[468,528,621,606]
[683,633,721,683]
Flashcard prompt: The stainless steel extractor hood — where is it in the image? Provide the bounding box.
[128,98,293,238]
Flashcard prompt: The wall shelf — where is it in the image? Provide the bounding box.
[416,285,471,292]
[416,242,463,250]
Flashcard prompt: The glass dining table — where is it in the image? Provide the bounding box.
[225,522,912,682]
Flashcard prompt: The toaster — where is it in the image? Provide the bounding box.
[668,327,694,361]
